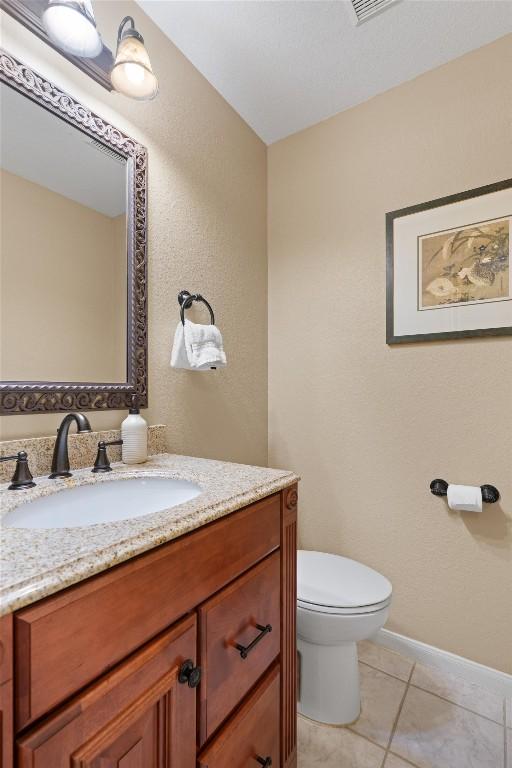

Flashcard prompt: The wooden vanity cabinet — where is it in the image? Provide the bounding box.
[1,484,298,768]
[14,495,281,730]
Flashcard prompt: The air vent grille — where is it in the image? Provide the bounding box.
[350,0,400,24]
[88,138,125,164]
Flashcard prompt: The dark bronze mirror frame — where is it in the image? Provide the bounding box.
[0,49,148,415]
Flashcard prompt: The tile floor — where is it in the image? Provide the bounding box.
[298,640,510,768]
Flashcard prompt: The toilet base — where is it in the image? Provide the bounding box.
[298,637,361,725]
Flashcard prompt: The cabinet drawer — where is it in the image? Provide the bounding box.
[17,615,197,768]
[14,494,280,729]
[199,551,280,743]
[198,664,280,768]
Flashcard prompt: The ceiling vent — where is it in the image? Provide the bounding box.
[87,138,125,164]
[349,0,400,25]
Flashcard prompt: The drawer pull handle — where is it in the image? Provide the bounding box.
[256,757,272,767]
[235,623,272,659]
[178,659,202,688]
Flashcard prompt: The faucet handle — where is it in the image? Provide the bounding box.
[92,440,123,473]
[0,451,36,490]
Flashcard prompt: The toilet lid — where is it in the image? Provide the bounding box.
[297,550,392,610]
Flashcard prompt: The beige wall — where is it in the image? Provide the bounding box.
[0,2,268,466]
[268,35,512,672]
[0,169,126,382]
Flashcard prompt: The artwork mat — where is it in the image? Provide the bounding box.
[417,214,510,311]
[386,180,512,343]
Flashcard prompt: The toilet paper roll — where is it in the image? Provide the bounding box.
[447,484,483,513]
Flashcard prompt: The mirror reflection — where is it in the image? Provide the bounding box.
[0,83,128,384]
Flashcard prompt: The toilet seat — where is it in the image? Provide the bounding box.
[298,550,392,616]
[297,596,391,615]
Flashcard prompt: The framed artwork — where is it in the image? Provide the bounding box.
[386,179,512,344]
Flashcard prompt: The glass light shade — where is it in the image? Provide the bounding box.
[42,0,102,58]
[111,35,158,101]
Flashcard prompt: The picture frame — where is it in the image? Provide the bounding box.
[386,179,512,344]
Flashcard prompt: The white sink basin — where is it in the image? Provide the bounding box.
[2,476,202,529]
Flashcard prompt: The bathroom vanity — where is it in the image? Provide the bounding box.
[0,453,298,767]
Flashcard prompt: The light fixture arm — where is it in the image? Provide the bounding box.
[117,16,144,44]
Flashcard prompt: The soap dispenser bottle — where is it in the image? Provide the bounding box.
[121,394,148,464]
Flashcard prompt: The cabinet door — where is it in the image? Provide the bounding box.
[17,615,197,768]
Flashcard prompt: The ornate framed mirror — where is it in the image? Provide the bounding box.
[0,49,148,415]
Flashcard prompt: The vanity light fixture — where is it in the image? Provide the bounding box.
[42,0,102,58]
[111,16,158,101]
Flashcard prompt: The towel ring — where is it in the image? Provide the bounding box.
[178,290,215,326]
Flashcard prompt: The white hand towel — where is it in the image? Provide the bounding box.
[171,319,226,370]
[170,322,191,369]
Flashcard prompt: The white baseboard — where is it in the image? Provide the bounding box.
[372,628,512,697]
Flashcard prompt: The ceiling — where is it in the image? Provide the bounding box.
[1,83,126,217]
[137,0,512,144]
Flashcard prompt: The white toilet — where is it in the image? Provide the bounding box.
[297,550,392,725]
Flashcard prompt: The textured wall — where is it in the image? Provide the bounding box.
[268,35,512,672]
[0,3,268,466]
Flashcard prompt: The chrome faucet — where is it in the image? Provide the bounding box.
[49,412,92,479]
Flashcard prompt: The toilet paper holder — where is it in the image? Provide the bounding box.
[430,479,500,503]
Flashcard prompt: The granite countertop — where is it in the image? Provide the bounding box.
[0,453,298,616]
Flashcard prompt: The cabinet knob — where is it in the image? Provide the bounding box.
[178,659,201,688]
